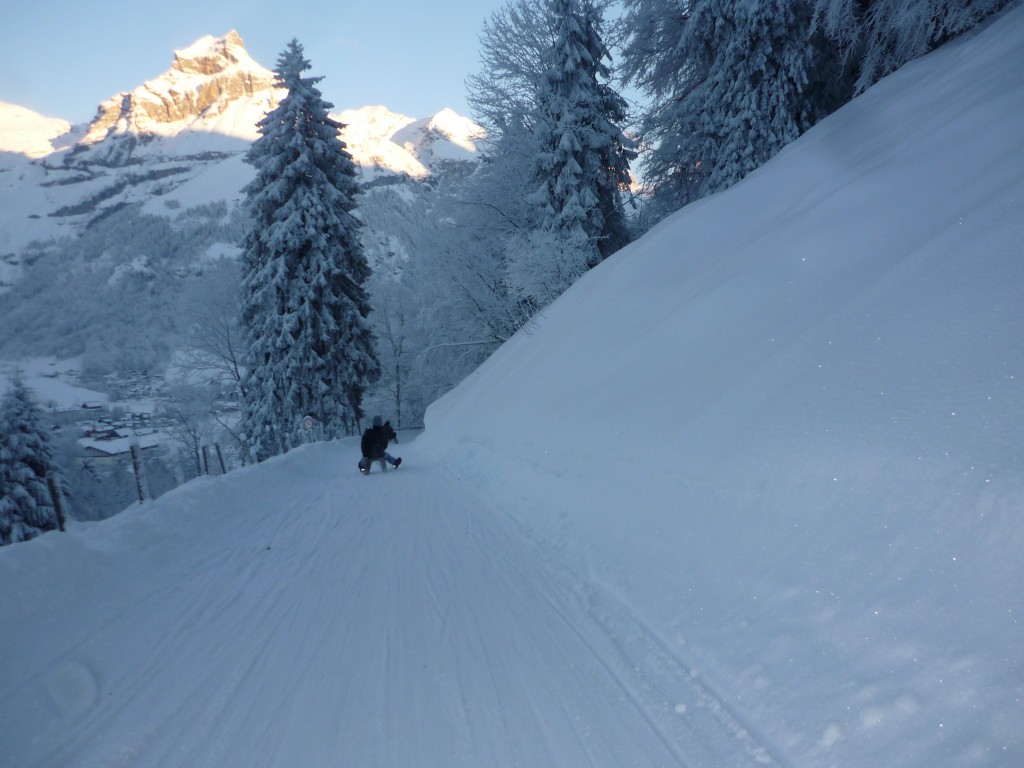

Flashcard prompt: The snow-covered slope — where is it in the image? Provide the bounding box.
[420,6,1024,766]
[0,102,73,158]
[335,105,479,178]
[2,6,1022,768]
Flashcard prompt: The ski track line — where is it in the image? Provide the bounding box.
[457,511,683,767]
[20,472,344,768]
[585,581,798,768]
[148,522,331,763]
[9,445,794,767]
[379,466,683,766]
[472,522,735,768]
[427,475,689,766]
[448,462,794,768]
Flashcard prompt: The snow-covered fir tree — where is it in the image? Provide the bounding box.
[618,0,708,214]
[0,376,69,546]
[621,0,846,213]
[621,0,1006,217]
[238,40,379,461]
[581,0,637,259]
[686,0,820,196]
[529,0,634,264]
[812,0,1010,92]
[405,0,634,366]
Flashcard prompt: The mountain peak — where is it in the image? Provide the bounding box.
[171,30,254,76]
[0,101,72,158]
[81,31,278,147]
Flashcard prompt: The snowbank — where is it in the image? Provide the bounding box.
[422,7,1024,766]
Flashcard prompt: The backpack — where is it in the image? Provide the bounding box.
[361,426,387,459]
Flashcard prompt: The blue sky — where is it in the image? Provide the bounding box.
[1,0,506,123]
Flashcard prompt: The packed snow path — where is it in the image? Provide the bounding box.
[2,440,788,767]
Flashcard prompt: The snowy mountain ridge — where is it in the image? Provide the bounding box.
[78,30,278,148]
[334,105,481,179]
[0,101,74,158]
[2,30,480,164]
[0,31,481,261]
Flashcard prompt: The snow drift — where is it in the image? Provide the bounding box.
[422,6,1024,766]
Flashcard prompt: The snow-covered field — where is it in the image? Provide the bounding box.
[0,357,107,411]
[2,5,1023,768]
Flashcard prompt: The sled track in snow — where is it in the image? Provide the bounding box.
[493,541,794,768]
[585,580,796,768]
[4,444,797,767]
[445,469,796,768]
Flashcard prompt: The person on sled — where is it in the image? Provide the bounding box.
[359,415,402,473]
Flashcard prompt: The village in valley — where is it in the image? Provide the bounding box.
[2,357,237,516]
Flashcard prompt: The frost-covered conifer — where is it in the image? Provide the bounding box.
[238,40,379,461]
[812,0,1009,92]
[466,0,552,138]
[618,0,708,214]
[621,0,844,212]
[0,377,68,546]
[529,0,634,263]
[688,0,819,195]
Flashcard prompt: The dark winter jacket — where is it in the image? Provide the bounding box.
[383,421,398,444]
[361,426,388,460]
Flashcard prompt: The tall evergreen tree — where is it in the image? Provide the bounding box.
[529,0,635,263]
[684,0,820,196]
[464,1,563,249]
[0,377,69,546]
[618,0,707,215]
[238,40,379,461]
[621,0,847,215]
[582,0,637,259]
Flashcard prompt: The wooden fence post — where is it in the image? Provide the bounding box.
[46,476,67,532]
[130,441,150,503]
